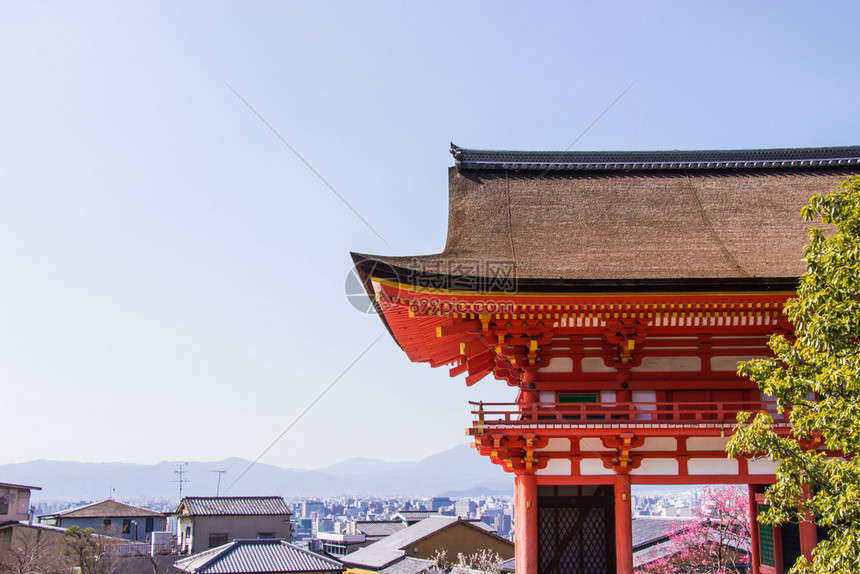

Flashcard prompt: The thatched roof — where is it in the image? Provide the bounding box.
[354,145,860,290]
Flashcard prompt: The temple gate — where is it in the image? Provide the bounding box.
[352,144,860,574]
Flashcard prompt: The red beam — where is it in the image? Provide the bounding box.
[467,353,494,375]
[465,368,493,386]
[449,361,468,377]
[437,319,482,338]
[460,338,489,360]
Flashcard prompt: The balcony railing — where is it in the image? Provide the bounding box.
[470,400,782,426]
[102,540,178,557]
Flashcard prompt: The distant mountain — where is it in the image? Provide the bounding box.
[316,457,415,476]
[0,444,512,502]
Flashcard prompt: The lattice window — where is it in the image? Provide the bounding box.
[557,392,598,403]
[758,505,775,567]
[538,496,613,574]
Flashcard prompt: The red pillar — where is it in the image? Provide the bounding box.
[614,473,633,574]
[799,486,817,563]
[520,373,540,421]
[515,474,538,574]
[773,524,784,574]
[748,485,761,574]
[799,522,817,564]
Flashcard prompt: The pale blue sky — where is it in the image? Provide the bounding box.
[1,2,858,470]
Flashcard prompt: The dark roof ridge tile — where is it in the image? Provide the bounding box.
[450,143,860,172]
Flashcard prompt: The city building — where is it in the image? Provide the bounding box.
[316,518,335,533]
[38,499,165,542]
[303,500,326,518]
[352,144,860,574]
[492,514,511,539]
[293,518,313,542]
[454,500,476,519]
[174,496,292,554]
[430,497,453,512]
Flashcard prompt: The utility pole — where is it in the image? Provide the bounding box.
[172,462,189,500]
[208,470,226,496]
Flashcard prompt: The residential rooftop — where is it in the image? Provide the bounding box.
[40,499,163,520]
[0,482,41,491]
[174,539,343,573]
[176,496,291,517]
[343,516,497,570]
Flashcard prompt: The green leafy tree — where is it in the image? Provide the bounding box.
[728,176,860,573]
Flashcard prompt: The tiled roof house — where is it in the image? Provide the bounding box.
[175,497,292,555]
[39,499,165,542]
[342,516,513,573]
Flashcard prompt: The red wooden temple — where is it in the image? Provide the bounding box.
[352,144,860,574]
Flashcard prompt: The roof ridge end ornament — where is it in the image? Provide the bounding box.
[450,142,463,161]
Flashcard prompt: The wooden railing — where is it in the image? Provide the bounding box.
[469,400,782,426]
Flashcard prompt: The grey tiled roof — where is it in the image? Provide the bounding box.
[42,499,164,519]
[633,523,750,568]
[379,557,436,574]
[395,511,438,523]
[354,520,407,538]
[631,516,693,549]
[451,144,860,172]
[343,516,497,570]
[174,539,343,573]
[179,497,291,517]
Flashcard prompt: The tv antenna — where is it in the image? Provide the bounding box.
[208,470,227,496]
[172,462,189,500]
